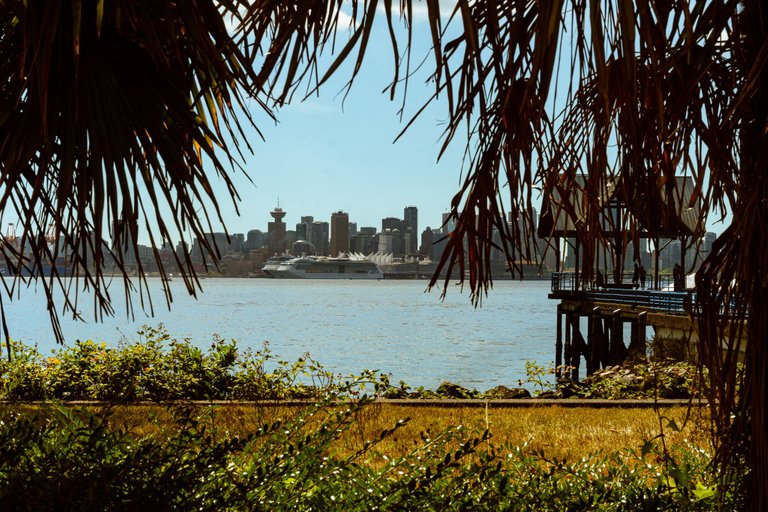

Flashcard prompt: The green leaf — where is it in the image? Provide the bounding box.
[641,440,655,458]
[692,483,716,502]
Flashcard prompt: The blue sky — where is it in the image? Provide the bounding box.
[181,4,730,242]
[212,11,466,236]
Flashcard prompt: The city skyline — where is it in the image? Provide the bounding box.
[198,203,446,245]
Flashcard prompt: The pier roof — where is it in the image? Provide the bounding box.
[537,175,704,239]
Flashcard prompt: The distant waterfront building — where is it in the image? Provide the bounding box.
[378,228,404,258]
[297,216,314,242]
[285,230,297,251]
[310,221,329,256]
[190,232,227,264]
[295,223,307,241]
[420,227,435,259]
[382,217,402,232]
[378,229,395,254]
[403,206,418,256]
[246,229,266,251]
[230,233,245,253]
[404,227,415,256]
[330,211,350,256]
[175,240,188,262]
[441,212,455,234]
[267,206,287,256]
[351,226,377,254]
[208,232,230,257]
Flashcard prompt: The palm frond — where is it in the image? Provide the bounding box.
[0,0,263,343]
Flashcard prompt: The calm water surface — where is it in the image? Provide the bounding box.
[6,278,556,389]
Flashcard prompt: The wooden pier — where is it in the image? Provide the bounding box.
[550,272,696,380]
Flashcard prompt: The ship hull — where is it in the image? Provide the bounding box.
[271,256,382,279]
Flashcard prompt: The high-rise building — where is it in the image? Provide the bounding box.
[420,227,435,259]
[441,212,455,234]
[267,206,287,256]
[246,229,266,250]
[310,221,329,255]
[207,232,229,257]
[403,206,418,256]
[297,216,314,242]
[295,223,307,241]
[378,229,395,254]
[378,228,404,257]
[230,233,245,253]
[382,217,402,232]
[330,211,350,256]
[351,226,377,254]
[285,230,297,251]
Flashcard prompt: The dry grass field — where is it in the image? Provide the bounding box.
[2,402,712,462]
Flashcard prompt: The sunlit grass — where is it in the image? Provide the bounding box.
[0,403,711,462]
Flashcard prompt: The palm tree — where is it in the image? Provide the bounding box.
[400,0,762,505]
[0,0,263,343]
[2,0,766,507]
[241,1,768,505]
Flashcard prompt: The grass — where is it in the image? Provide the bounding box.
[0,402,712,462]
[0,401,731,510]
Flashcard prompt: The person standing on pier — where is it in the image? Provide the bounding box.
[639,265,647,289]
[632,262,640,288]
[595,269,604,290]
[673,263,684,291]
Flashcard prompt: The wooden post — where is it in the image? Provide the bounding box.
[575,238,581,291]
[564,310,572,380]
[653,237,660,290]
[555,304,563,377]
[600,317,611,368]
[588,307,601,374]
[610,309,627,364]
[629,312,647,358]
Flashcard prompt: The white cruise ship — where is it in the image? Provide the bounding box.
[262,254,295,277]
[271,255,383,279]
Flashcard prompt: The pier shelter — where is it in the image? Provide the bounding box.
[538,175,707,377]
[537,175,705,290]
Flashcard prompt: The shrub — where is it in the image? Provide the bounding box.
[0,340,46,400]
[0,326,350,402]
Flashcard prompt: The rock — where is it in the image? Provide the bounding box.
[383,387,409,399]
[435,381,479,399]
[484,385,531,399]
[619,373,640,384]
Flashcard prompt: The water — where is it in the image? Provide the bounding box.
[3,278,556,390]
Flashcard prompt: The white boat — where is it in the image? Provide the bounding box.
[262,254,295,277]
[271,255,383,279]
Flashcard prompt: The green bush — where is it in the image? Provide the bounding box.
[0,326,356,402]
[0,330,713,402]
[0,340,47,400]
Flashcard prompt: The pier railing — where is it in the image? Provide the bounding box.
[551,271,677,292]
[551,272,693,316]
